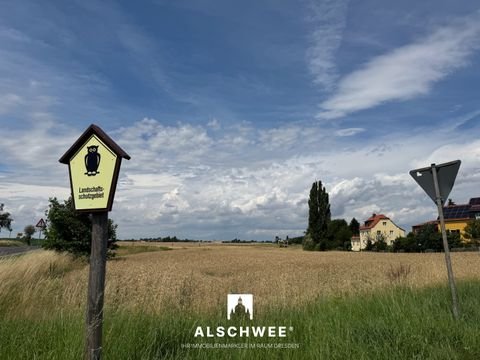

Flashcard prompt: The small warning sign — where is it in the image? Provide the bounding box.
[36,218,46,229]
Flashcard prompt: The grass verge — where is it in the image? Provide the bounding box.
[0,240,25,247]
[0,281,479,359]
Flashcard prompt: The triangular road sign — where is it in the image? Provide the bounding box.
[409,160,461,204]
[36,218,46,229]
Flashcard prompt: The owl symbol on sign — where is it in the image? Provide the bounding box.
[84,145,101,176]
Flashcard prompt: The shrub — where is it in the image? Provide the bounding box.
[392,227,465,253]
[302,234,316,251]
[43,197,117,258]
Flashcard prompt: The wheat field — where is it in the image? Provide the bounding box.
[1,243,480,318]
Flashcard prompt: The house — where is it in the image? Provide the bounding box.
[351,213,405,251]
[412,197,480,239]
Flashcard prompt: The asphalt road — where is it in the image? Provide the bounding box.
[0,246,41,257]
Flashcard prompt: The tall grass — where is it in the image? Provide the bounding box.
[0,251,85,318]
[1,249,480,359]
[1,282,479,359]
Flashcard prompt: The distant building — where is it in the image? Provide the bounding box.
[351,213,405,251]
[412,197,480,239]
[350,236,360,250]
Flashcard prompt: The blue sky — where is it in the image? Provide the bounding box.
[1,0,480,240]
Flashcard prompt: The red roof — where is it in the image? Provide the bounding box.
[360,213,389,230]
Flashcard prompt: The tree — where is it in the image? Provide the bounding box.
[392,226,464,253]
[464,219,480,246]
[304,181,331,251]
[24,225,35,245]
[374,236,387,251]
[363,232,388,252]
[365,239,374,251]
[43,197,117,258]
[327,219,352,250]
[415,224,442,251]
[349,218,360,236]
[0,204,13,234]
[289,235,304,245]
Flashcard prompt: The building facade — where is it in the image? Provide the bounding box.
[351,213,405,251]
[412,197,480,239]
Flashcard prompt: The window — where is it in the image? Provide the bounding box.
[377,230,381,235]
[390,230,394,235]
[383,222,387,226]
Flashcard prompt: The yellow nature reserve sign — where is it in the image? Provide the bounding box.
[69,134,117,211]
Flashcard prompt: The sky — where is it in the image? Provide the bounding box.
[0,0,480,240]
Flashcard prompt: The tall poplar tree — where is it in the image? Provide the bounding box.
[305,181,331,250]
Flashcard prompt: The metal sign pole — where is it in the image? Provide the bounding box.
[431,164,460,319]
[85,212,109,360]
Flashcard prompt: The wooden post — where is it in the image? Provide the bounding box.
[59,125,130,359]
[85,212,109,360]
[431,164,460,319]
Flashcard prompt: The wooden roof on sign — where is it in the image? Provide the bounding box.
[59,124,131,164]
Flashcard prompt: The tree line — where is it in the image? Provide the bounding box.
[303,180,480,252]
[370,222,480,252]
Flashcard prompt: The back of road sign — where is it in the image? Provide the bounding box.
[409,160,461,204]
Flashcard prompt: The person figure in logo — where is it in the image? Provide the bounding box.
[230,296,251,320]
[85,145,101,176]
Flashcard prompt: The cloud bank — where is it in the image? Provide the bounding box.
[1,118,479,240]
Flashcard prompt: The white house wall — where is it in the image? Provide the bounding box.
[353,219,405,251]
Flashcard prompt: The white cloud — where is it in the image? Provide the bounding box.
[259,126,303,150]
[335,128,365,137]
[306,0,349,90]
[1,117,479,240]
[318,12,480,119]
[207,118,221,130]
[0,183,69,234]
[419,140,480,168]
